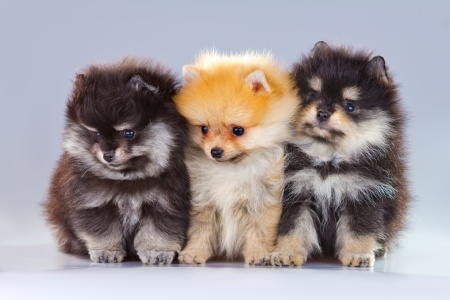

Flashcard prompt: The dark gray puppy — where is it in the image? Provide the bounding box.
[45,57,190,264]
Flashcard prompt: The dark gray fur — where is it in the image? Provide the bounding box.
[44,57,191,264]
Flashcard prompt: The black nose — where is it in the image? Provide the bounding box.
[103,151,115,163]
[211,148,224,159]
[317,111,330,122]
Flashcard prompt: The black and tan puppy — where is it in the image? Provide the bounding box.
[44,57,190,264]
[272,42,410,267]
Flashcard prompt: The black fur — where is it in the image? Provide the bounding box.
[44,57,191,264]
[279,42,410,260]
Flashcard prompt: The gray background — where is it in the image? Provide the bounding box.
[1,0,449,255]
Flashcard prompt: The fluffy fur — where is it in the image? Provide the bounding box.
[174,51,298,264]
[272,42,410,267]
[44,57,191,264]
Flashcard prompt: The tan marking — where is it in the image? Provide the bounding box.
[271,209,319,266]
[296,103,317,133]
[114,122,135,131]
[308,76,322,92]
[271,234,308,266]
[342,86,360,100]
[329,107,351,128]
[336,216,381,267]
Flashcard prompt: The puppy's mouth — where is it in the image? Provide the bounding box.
[303,123,345,143]
[102,162,129,171]
[213,153,245,163]
[99,156,130,169]
[108,163,125,168]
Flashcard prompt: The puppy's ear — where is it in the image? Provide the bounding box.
[367,56,389,83]
[127,75,159,94]
[311,41,331,57]
[71,73,86,101]
[245,70,271,93]
[75,73,85,81]
[73,73,85,89]
[182,65,200,84]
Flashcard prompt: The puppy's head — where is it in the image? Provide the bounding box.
[174,52,298,163]
[292,42,399,160]
[64,57,181,179]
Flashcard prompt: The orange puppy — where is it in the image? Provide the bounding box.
[174,51,299,264]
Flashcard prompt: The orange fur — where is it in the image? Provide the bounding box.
[174,51,298,162]
[175,51,299,263]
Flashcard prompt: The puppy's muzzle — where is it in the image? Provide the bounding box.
[211,147,224,159]
[317,110,330,122]
[103,150,115,163]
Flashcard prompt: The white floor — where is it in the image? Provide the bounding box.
[1,232,449,300]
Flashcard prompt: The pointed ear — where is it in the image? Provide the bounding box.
[368,56,389,83]
[245,70,271,93]
[127,75,159,94]
[182,65,200,84]
[75,73,85,81]
[73,73,86,92]
[311,41,331,57]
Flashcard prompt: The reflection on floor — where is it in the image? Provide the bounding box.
[1,233,450,300]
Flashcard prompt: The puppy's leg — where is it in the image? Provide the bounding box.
[242,203,281,265]
[336,214,382,267]
[178,206,216,264]
[134,219,182,265]
[241,153,285,265]
[75,205,125,263]
[271,207,319,266]
[134,198,188,265]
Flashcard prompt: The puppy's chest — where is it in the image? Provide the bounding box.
[79,184,165,231]
[189,159,283,210]
[114,194,145,231]
[287,166,392,207]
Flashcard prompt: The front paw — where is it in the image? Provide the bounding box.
[339,251,375,267]
[244,253,272,266]
[178,249,209,264]
[271,250,307,266]
[138,250,175,265]
[89,249,126,263]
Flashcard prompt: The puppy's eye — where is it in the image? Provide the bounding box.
[123,130,136,139]
[345,103,355,113]
[201,125,208,135]
[232,126,245,136]
[93,132,101,143]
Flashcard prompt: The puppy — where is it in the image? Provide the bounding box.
[272,42,410,267]
[44,57,190,264]
[174,51,298,265]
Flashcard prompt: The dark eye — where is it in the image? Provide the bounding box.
[123,130,136,139]
[93,132,101,143]
[345,103,355,113]
[201,125,208,135]
[232,126,245,136]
